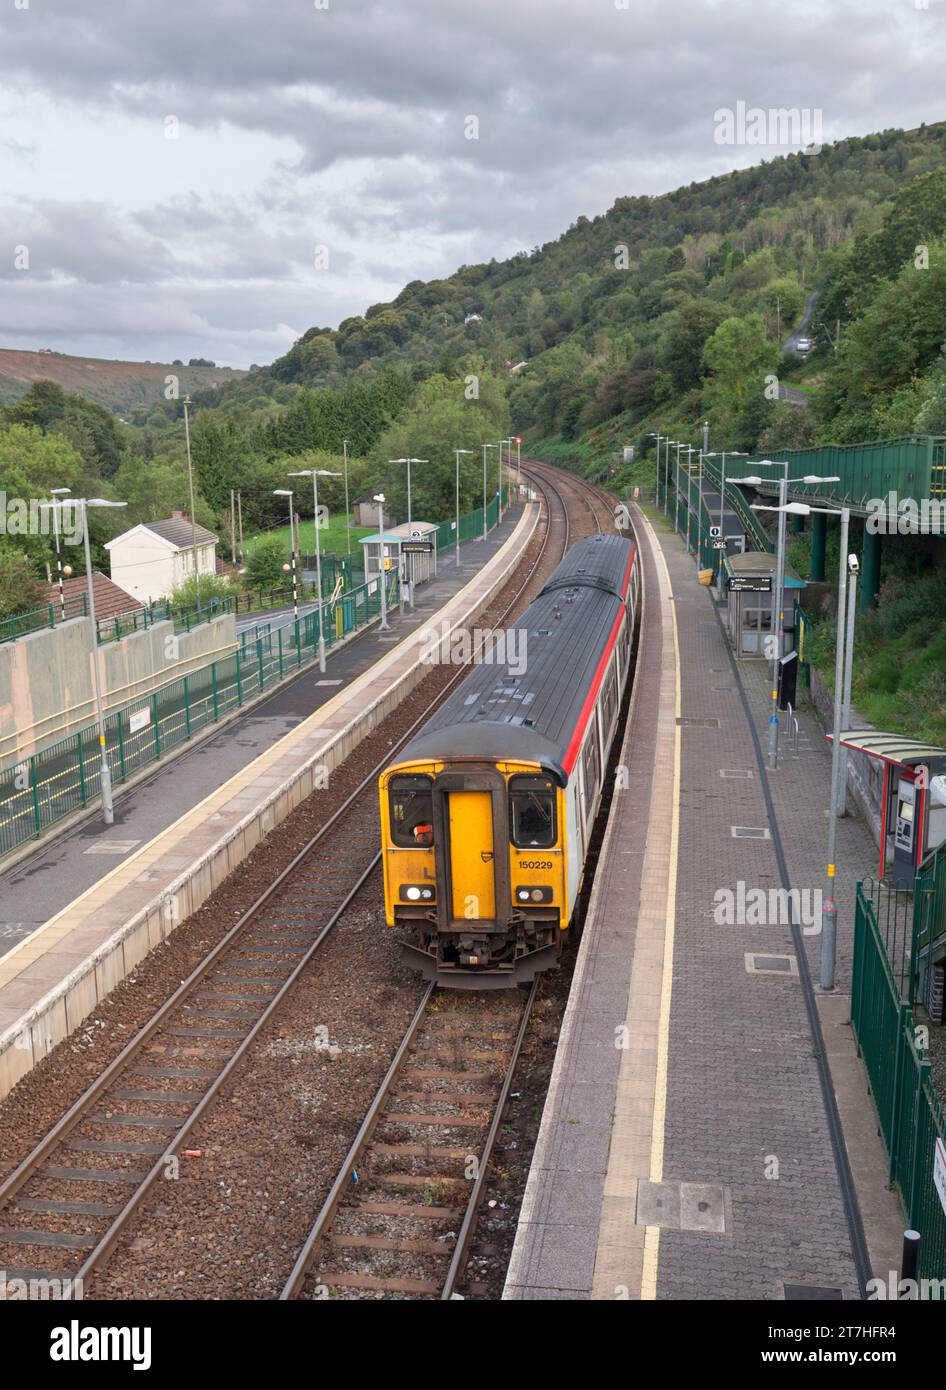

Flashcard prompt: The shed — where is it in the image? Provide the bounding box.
[723,550,806,658]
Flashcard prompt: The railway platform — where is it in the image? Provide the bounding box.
[0,503,538,1100]
[504,502,904,1301]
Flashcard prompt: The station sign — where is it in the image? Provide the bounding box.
[709,525,722,538]
[729,575,772,592]
[128,706,151,734]
[712,540,727,551]
[934,1136,946,1217]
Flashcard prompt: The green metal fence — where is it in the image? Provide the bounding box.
[852,881,946,1281]
[913,844,946,1007]
[0,593,88,645]
[433,486,510,553]
[0,572,399,858]
[747,435,946,513]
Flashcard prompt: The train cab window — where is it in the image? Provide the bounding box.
[389,775,434,848]
[509,775,556,849]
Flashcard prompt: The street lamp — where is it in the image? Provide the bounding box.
[648,432,662,509]
[182,396,200,603]
[41,496,127,825]
[663,440,677,517]
[481,443,498,540]
[273,489,298,621]
[48,486,72,620]
[499,438,513,522]
[374,494,390,632]
[735,468,839,766]
[454,449,474,569]
[515,435,522,486]
[389,457,428,608]
[684,445,696,553]
[342,439,351,558]
[289,468,342,673]
[751,497,851,990]
[705,452,747,550]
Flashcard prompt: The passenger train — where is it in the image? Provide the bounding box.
[379,532,640,988]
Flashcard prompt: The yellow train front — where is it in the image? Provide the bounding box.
[380,533,639,988]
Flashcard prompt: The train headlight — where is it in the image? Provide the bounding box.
[401,884,435,903]
[516,886,552,904]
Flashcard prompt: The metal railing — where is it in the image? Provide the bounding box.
[913,844,946,1006]
[746,435,946,513]
[0,572,399,858]
[0,593,89,645]
[852,882,946,1281]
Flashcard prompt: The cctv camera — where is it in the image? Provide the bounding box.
[848,554,859,573]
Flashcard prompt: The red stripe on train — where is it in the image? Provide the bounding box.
[562,543,637,775]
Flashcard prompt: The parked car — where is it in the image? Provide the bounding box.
[796,335,813,353]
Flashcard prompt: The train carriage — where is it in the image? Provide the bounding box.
[379,532,640,987]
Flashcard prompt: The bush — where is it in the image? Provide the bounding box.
[243,536,289,590]
[168,573,233,611]
[0,546,45,620]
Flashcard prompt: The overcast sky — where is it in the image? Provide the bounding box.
[0,0,943,369]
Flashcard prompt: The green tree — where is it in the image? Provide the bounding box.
[244,536,288,589]
[0,543,46,619]
[701,315,778,442]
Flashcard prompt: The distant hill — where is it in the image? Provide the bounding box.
[0,349,245,414]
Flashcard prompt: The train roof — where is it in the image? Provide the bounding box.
[394,535,635,784]
[539,530,631,598]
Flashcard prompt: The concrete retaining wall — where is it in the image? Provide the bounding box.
[0,613,235,769]
[0,505,539,1098]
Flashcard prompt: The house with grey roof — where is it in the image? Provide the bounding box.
[104,510,219,604]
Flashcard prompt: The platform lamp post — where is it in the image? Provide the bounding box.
[48,486,72,619]
[751,498,851,990]
[454,448,474,568]
[648,431,663,508]
[40,497,127,825]
[684,445,696,553]
[515,435,522,486]
[273,489,298,622]
[342,439,351,558]
[705,452,747,589]
[733,470,839,768]
[374,494,390,631]
[481,443,498,540]
[390,457,427,609]
[499,438,513,522]
[182,396,201,615]
[663,440,676,517]
[288,468,341,673]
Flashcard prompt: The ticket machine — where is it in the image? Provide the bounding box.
[831,732,946,889]
[892,776,919,889]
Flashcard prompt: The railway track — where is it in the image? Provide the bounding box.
[275,466,620,1303]
[280,980,537,1300]
[0,464,606,1297]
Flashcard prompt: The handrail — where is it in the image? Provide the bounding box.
[699,455,773,551]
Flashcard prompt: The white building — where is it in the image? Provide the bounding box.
[104,511,218,604]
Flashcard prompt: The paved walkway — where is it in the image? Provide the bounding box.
[505,503,902,1300]
[0,510,523,956]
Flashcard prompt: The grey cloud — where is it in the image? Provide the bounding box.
[0,0,943,366]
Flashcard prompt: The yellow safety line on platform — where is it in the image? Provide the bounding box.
[640,531,682,1301]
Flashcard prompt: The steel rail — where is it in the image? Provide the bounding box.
[0,468,577,1291]
[440,977,539,1299]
